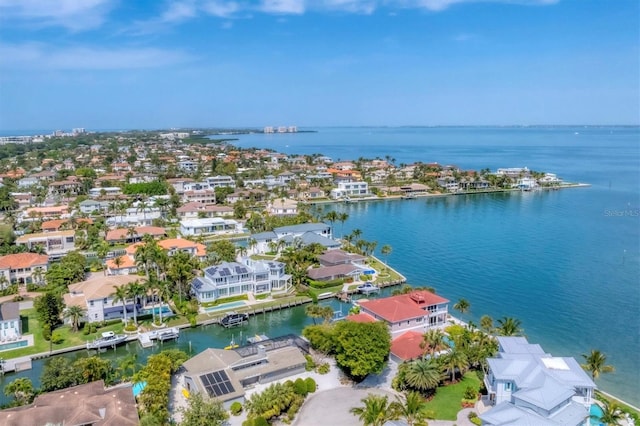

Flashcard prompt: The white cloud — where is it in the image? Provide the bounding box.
[161,1,198,22]
[0,0,113,31]
[259,0,305,14]
[0,43,192,70]
[411,0,559,11]
[320,0,377,14]
[202,0,241,18]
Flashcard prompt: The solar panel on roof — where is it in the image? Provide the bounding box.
[200,370,235,398]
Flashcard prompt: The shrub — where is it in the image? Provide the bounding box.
[304,354,316,371]
[305,377,316,393]
[464,386,477,400]
[253,417,269,426]
[230,401,243,416]
[317,363,330,375]
[468,412,482,425]
[293,378,308,396]
[50,330,64,344]
[42,323,51,341]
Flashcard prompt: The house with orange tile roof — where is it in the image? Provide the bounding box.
[356,291,449,337]
[20,205,70,223]
[106,238,206,276]
[41,218,93,232]
[105,226,166,243]
[388,330,426,362]
[0,253,49,286]
[15,230,76,259]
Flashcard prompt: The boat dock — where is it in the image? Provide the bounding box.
[137,327,180,347]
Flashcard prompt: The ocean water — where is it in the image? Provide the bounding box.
[0,127,637,407]
[233,126,640,405]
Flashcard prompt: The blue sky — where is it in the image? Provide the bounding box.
[0,0,638,131]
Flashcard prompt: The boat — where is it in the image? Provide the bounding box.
[86,331,127,350]
[247,334,269,344]
[157,327,180,342]
[224,333,240,350]
[401,194,416,200]
[357,282,380,294]
[220,311,248,328]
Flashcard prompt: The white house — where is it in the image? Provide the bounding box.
[15,230,76,259]
[480,337,596,426]
[191,259,291,303]
[0,303,21,342]
[63,275,142,323]
[180,218,243,237]
[79,199,110,214]
[249,223,333,255]
[89,187,122,198]
[330,181,369,199]
[266,198,298,216]
[0,253,48,286]
[106,207,162,227]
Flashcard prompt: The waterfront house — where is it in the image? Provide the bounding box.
[63,275,142,323]
[191,259,291,303]
[266,198,298,216]
[176,202,234,219]
[179,217,242,237]
[249,223,334,255]
[181,335,308,409]
[15,230,76,259]
[0,302,21,342]
[330,180,369,199]
[318,249,366,267]
[0,380,139,426]
[355,291,449,337]
[106,238,206,275]
[307,263,366,282]
[480,336,596,426]
[0,253,49,286]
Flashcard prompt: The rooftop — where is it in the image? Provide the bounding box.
[359,291,449,323]
[0,253,49,270]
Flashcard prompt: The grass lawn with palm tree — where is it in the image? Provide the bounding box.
[422,371,481,420]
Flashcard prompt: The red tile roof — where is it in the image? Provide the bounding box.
[390,330,425,361]
[358,291,449,323]
[0,253,49,270]
[345,313,377,323]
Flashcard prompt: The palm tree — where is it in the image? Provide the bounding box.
[4,377,35,406]
[32,267,44,285]
[480,315,494,334]
[350,394,398,426]
[581,350,615,380]
[126,281,146,325]
[442,348,468,383]
[420,329,448,357]
[338,212,349,238]
[380,245,392,269]
[63,305,86,332]
[593,401,625,426]
[453,298,470,319]
[389,391,433,426]
[111,285,129,324]
[403,358,444,394]
[496,316,523,336]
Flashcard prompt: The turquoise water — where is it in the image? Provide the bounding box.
[590,404,604,426]
[204,300,247,312]
[140,306,174,316]
[0,340,28,352]
[0,127,637,407]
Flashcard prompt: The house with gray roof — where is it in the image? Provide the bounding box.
[250,222,335,255]
[0,302,21,342]
[181,335,308,408]
[191,259,291,303]
[480,337,596,426]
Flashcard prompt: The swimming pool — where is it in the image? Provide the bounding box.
[0,340,27,352]
[132,381,147,397]
[589,404,604,426]
[140,306,174,316]
[204,300,247,312]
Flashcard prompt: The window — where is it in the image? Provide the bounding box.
[504,382,512,391]
[89,301,94,307]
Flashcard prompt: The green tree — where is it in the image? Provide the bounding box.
[334,320,391,381]
[126,281,146,325]
[41,357,80,391]
[401,358,444,395]
[350,393,398,426]
[479,315,494,334]
[453,298,470,318]
[302,324,337,354]
[389,391,433,426]
[179,392,229,426]
[593,400,625,426]
[207,239,238,263]
[420,329,448,357]
[167,250,197,302]
[74,356,113,384]
[34,292,63,329]
[581,350,615,380]
[496,317,524,336]
[380,244,392,268]
[4,377,35,406]
[63,304,86,332]
[111,284,130,324]
[442,347,468,383]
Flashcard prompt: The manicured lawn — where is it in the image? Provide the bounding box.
[308,285,344,298]
[423,372,482,420]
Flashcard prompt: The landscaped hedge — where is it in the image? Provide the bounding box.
[308,278,344,289]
